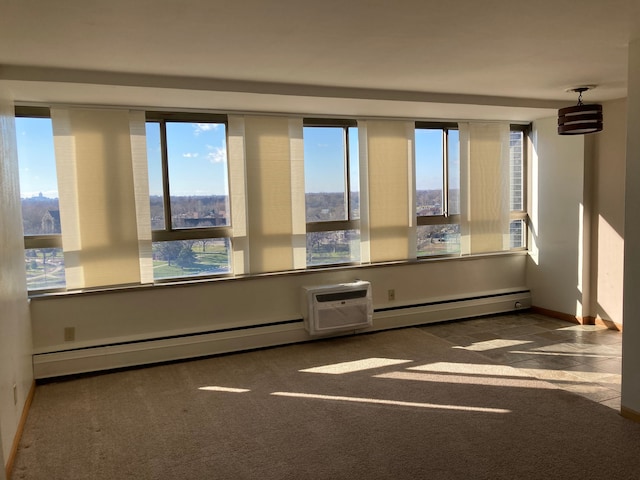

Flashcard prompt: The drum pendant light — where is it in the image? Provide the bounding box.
[558,87,603,135]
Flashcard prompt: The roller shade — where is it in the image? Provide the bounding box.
[459,122,511,254]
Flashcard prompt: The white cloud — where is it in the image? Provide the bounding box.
[207,146,227,164]
[193,123,220,135]
[182,152,199,158]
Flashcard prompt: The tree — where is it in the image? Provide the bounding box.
[176,246,197,269]
[155,242,183,266]
[198,239,210,252]
[307,232,324,256]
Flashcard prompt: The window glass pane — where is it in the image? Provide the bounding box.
[415,129,444,216]
[348,127,360,220]
[15,117,61,235]
[417,224,460,256]
[510,220,525,249]
[146,122,166,230]
[304,127,347,222]
[166,122,230,229]
[510,131,523,211]
[25,248,66,290]
[152,238,231,280]
[306,230,360,266]
[448,129,460,215]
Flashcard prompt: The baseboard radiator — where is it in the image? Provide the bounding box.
[33,288,531,379]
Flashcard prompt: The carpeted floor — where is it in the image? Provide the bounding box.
[11,323,640,479]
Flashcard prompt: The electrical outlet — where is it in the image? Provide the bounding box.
[64,327,75,342]
[388,289,396,301]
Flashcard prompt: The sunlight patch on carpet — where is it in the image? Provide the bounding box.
[375,371,557,389]
[271,391,511,413]
[300,357,413,375]
[408,362,530,377]
[509,350,616,359]
[454,338,532,351]
[516,368,620,383]
[198,386,251,393]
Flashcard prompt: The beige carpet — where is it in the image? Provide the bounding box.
[11,327,640,479]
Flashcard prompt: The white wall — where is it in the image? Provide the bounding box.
[590,99,627,325]
[0,89,33,472]
[622,37,640,416]
[30,254,527,353]
[527,116,586,317]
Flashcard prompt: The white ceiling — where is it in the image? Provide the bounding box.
[1,0,639,121]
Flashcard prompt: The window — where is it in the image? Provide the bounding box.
[15,108,528,292]
[146,114,232,280]
[509,126,528,249]
[15,108,66,291]
[416,123,528,256]
[415,123,461,257]
[303,120,360,266]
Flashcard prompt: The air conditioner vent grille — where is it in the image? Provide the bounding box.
[316,289,368,303]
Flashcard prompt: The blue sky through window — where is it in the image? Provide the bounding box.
[16,117,58,198]
[151,122,229,197]
[16,118,459,199]
[304,127,348,193]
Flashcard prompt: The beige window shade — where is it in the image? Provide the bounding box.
[359,120,416,263]
[129,111,153,284]
[241,116,305,274]
[0,94,28,294]
[227,116,250,275]
[51,108,147,288]
[289,120,306,269]
[459,122,511,254]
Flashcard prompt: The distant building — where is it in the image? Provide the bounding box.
[41,210,60,234]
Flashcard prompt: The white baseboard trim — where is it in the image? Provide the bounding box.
[371,290,531,331]
[33,289,531,379]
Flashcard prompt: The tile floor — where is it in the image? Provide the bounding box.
[419,310,623,410]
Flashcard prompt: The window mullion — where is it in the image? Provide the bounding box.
[160,120,172,232]
[306,219,360,233]
[344,127,351,221]
[24,235,63,249]
[152,227,232,242]
[443,129,450,217]
[417,215,459,226]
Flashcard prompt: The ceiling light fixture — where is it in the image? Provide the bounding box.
[558,86,603,135]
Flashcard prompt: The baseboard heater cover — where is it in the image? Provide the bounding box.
[33,288,530,379]
[301,281,373,335]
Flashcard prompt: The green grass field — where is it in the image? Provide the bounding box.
[153,244,231,279]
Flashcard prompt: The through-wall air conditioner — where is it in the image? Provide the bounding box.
[301,281,373,336]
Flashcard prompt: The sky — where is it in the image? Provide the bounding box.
[146,121,229,197]
[15,118,459,199]
[16,117,59,198]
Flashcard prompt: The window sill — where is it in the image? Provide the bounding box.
[28,249,528,300]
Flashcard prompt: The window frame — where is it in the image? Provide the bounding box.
[15,107,63,253]
[15,106,66,292]
[145,112,233,243]
[414,122,461,258]
[303,118,360,267]
[145,112,234,281]
[509,123,530,251]
[414,122,529,255]
[414,121,460,229]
